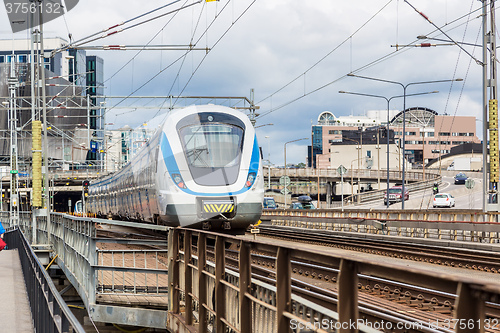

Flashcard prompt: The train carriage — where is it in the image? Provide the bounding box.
[86,105,264,233]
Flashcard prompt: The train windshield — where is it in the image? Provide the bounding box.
[179,123,244,185]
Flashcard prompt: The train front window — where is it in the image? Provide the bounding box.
[180,123,244,185]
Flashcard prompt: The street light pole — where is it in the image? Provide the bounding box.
[265,135,271,190]
[339,90,438,208]
[284,138,308,208]
[347,74,462,209]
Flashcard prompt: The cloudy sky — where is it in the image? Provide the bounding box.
[0,0,489,165]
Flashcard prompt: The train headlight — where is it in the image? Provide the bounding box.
[245,172,256,188]
[172,173,187,189]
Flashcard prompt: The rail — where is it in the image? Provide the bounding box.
[4,227,85,333]
[263,207,499,223]
[3,212,170,329]
[262,209,500,242]
[169,227,499,333]
[266,167,438,182]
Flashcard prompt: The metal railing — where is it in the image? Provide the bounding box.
[348,176,441,204]
[266,167,437,182]
[7,212,170,329]
[168,228,499,333]
[4,227,85,333]
[262,209,500,242]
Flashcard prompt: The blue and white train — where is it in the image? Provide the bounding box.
[86,105,264,232]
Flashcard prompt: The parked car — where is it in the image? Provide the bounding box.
[290,202,304,209]
[454,172,468,185]
[290,195,316,209]
[263,197,277,209]
[289,201,316,209]
[383,186,409,205]
[433,193,455,208]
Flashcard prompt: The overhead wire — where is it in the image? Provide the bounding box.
[419,0,478,210]
[256,0,394,108]
[104,0,193,85]
[256,1,485,120]
[147,1,209,120]
[60,0,184,49]
[110,0,257,120]
[170,0,258,107]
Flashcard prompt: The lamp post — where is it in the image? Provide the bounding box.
[347,74,462,209]
[339,90,438,208]
[284,138,308,208]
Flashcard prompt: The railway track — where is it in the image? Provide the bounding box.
[95,225,500,331]
[200,244,499,332]
[258,224,500,273]
[233,225,500,332]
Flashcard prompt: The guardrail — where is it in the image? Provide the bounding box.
[262,209,500,242]
[169,227,498,333]
[262,208,498,223]
[5,212,170,329]
[266,168,438,182]
[4,227,85,333]
[348,176,441,204]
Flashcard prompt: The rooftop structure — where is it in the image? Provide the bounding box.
[310,108,480,169]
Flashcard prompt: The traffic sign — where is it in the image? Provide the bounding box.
[280,188,291,195]
[465,178,475,189]
[337,165,347,175]
[279,175,291,186]
[10,170,18,174]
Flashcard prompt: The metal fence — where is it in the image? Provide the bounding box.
[6,212,170,329]
[4,227,85,333]
[168,227,499,333]
[262,208,500,234]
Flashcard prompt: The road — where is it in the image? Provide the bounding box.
[356,176,483,210]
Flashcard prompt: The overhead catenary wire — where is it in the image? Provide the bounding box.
[104,0,193,85]
[256,0,394,108]
[147,0,210,120]
[106,0,257,119]
[55,0,185,52]
[404,0,483,65]
[256,1,484,120]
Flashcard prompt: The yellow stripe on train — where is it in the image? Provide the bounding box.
[204,204,234,213]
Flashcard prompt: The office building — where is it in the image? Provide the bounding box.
[310,108,480,169]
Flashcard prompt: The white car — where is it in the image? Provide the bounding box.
[433,193,455,208]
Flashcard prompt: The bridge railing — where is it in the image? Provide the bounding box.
[262,208,500,241]
[8,212,170,329]
[266,168,438,182]
[168,227,498,333]
[4,227,85,333]
[347,175,441,204]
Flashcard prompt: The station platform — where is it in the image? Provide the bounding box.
[0,249,34,332]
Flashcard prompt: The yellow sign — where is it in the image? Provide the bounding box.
[203,203,234,213]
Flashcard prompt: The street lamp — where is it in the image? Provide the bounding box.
[339,90,439,208]
[347,73,462,209]
[284,138,308,208]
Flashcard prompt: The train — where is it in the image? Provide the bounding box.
[86,104,264,232]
